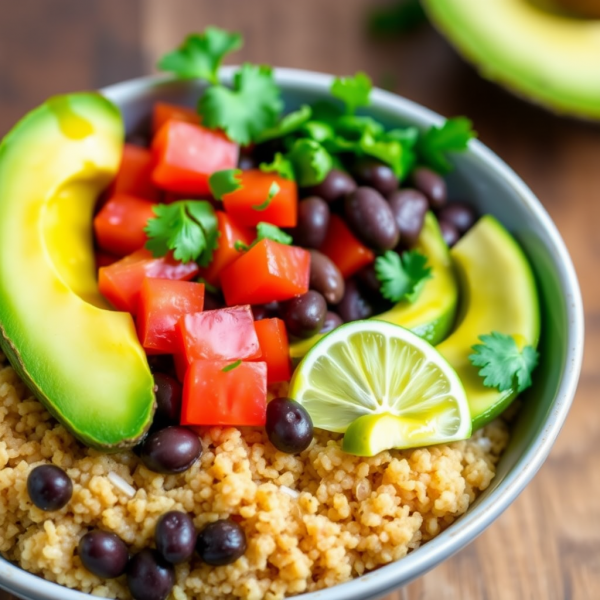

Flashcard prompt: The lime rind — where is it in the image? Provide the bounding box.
[290,320,471,449]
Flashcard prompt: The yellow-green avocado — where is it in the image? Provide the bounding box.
[289,212,458,359]
[0,93,155,450]
[436,215,540,429]
[423,0,600,119]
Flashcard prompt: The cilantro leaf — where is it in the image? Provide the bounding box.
[287,139,333,187]
[358,131,411,179]
[199,63,283,145]
[374,250,432,303]
[222,360,242,372]
[385,127,420,148]
[145,201,219,265]
[331,72,373,115]
[255,105,312,143]
[469,332,539,393]
[418,117,477,174]
[253,181,280,211]
[234,240,249,252]
[301,120,336,143]
[255,222,293,245]
[157,27,242,84]
[208,168,243,200]
[260,153,295,180]
[335,115,384,139]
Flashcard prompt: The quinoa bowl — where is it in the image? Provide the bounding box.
[0,68,583,600]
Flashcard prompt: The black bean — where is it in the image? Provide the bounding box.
[127,549,174,600]
[140,427,202,475]
[321,311,344,333]
[251,305,271,321]
[412,167,447,209]
[27,465,73,512]
[337,279,375,322]
[291,197,330,249]
[147,354,175,376]
[304,168,357,203]
[280,291,327,338]
[439,220,460,247]
[352,158,398,196]
[356,264,382,295]
[155,511,197,564]
[196,519,247,566]
[203,291,225,312]
[79,531,129,579]
[309,250,345,304]
[345,187,399,251]
[437,202,477,234]
[388,189,429,247]
[266,397,314,454]
[238,154,256,171]
[153,373,182,428]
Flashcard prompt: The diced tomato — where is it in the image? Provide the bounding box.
[93,194,157,256]
[319,215,375,278]
[199,212,254,287]
[137,279,205,354]
[253,318,291,384]
[95,251,119,268]
[181,360,267,426]
[107,144,160,202]
[98,248,200,314]
[152,102,200,135]
[220,240,310,306]
[222,170,297,228]
[177,305,261,363]
[152,121,239,195]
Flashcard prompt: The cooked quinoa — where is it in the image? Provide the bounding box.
[0,354,509,600]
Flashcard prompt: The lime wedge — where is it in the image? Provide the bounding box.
[290,320,471,455]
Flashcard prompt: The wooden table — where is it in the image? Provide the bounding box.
[0,1,598,598]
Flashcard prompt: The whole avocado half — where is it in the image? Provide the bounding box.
[0,93,156,450]
[423,0,600,119]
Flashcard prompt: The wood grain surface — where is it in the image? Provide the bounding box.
[0,1,598,598]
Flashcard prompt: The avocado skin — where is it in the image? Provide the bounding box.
[0,93,156,451]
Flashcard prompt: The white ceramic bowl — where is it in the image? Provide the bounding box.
[0,68,584,600]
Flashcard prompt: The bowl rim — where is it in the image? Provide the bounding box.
[0,67,584,600]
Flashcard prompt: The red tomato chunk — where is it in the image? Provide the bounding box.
[98,248,199,314]
[93,194,157,257]
[152,121,239,196]
[319,215,375,278]
[199,212,254,287]
[181,360,267,426]
[107,144,160,202]
[152,101,200,135]
[222,170,297,228]
[253,318,291,384]
[137,279,205,354]
[220,240,310,306]
[177,305,261,363]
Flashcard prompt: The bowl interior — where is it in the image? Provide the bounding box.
[0,70,582,600]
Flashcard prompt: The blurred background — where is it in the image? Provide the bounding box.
[1,0,599,598]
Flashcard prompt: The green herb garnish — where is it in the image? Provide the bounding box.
[287,139,333,187]
[157,27,242,84]
[255,105,312,144]
[145,201,219,266]
[374,250,432,303]
[255,222,293,245]
[260,152,295,181]
[253,181,280,211]
[331,72,373,115]
[418,117,477,174]
[222,360,242,372]
[469,332,539,393]
[208,168,243,200]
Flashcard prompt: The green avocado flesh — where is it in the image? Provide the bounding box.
[436,216,540,429]
[423,0,600,119]
[0,93,155,450]
[289,212,458,360]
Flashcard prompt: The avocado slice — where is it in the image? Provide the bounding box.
[0,93,155,450]
[423,0,600,119]
[436,215,540,429]
[289,212,458,360]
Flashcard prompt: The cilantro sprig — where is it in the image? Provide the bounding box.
[208,168,243,200]
[374,250,432,303]
[260,153,295,181]
[158,27,242,84]
[222,360,242,373]
[253,182,280,211]
[287,139,333,187]
[145,201,219,266]
[234,222,293,253]
[418,117,477,174]
[331,72,373,115]
[469,332,539,393]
